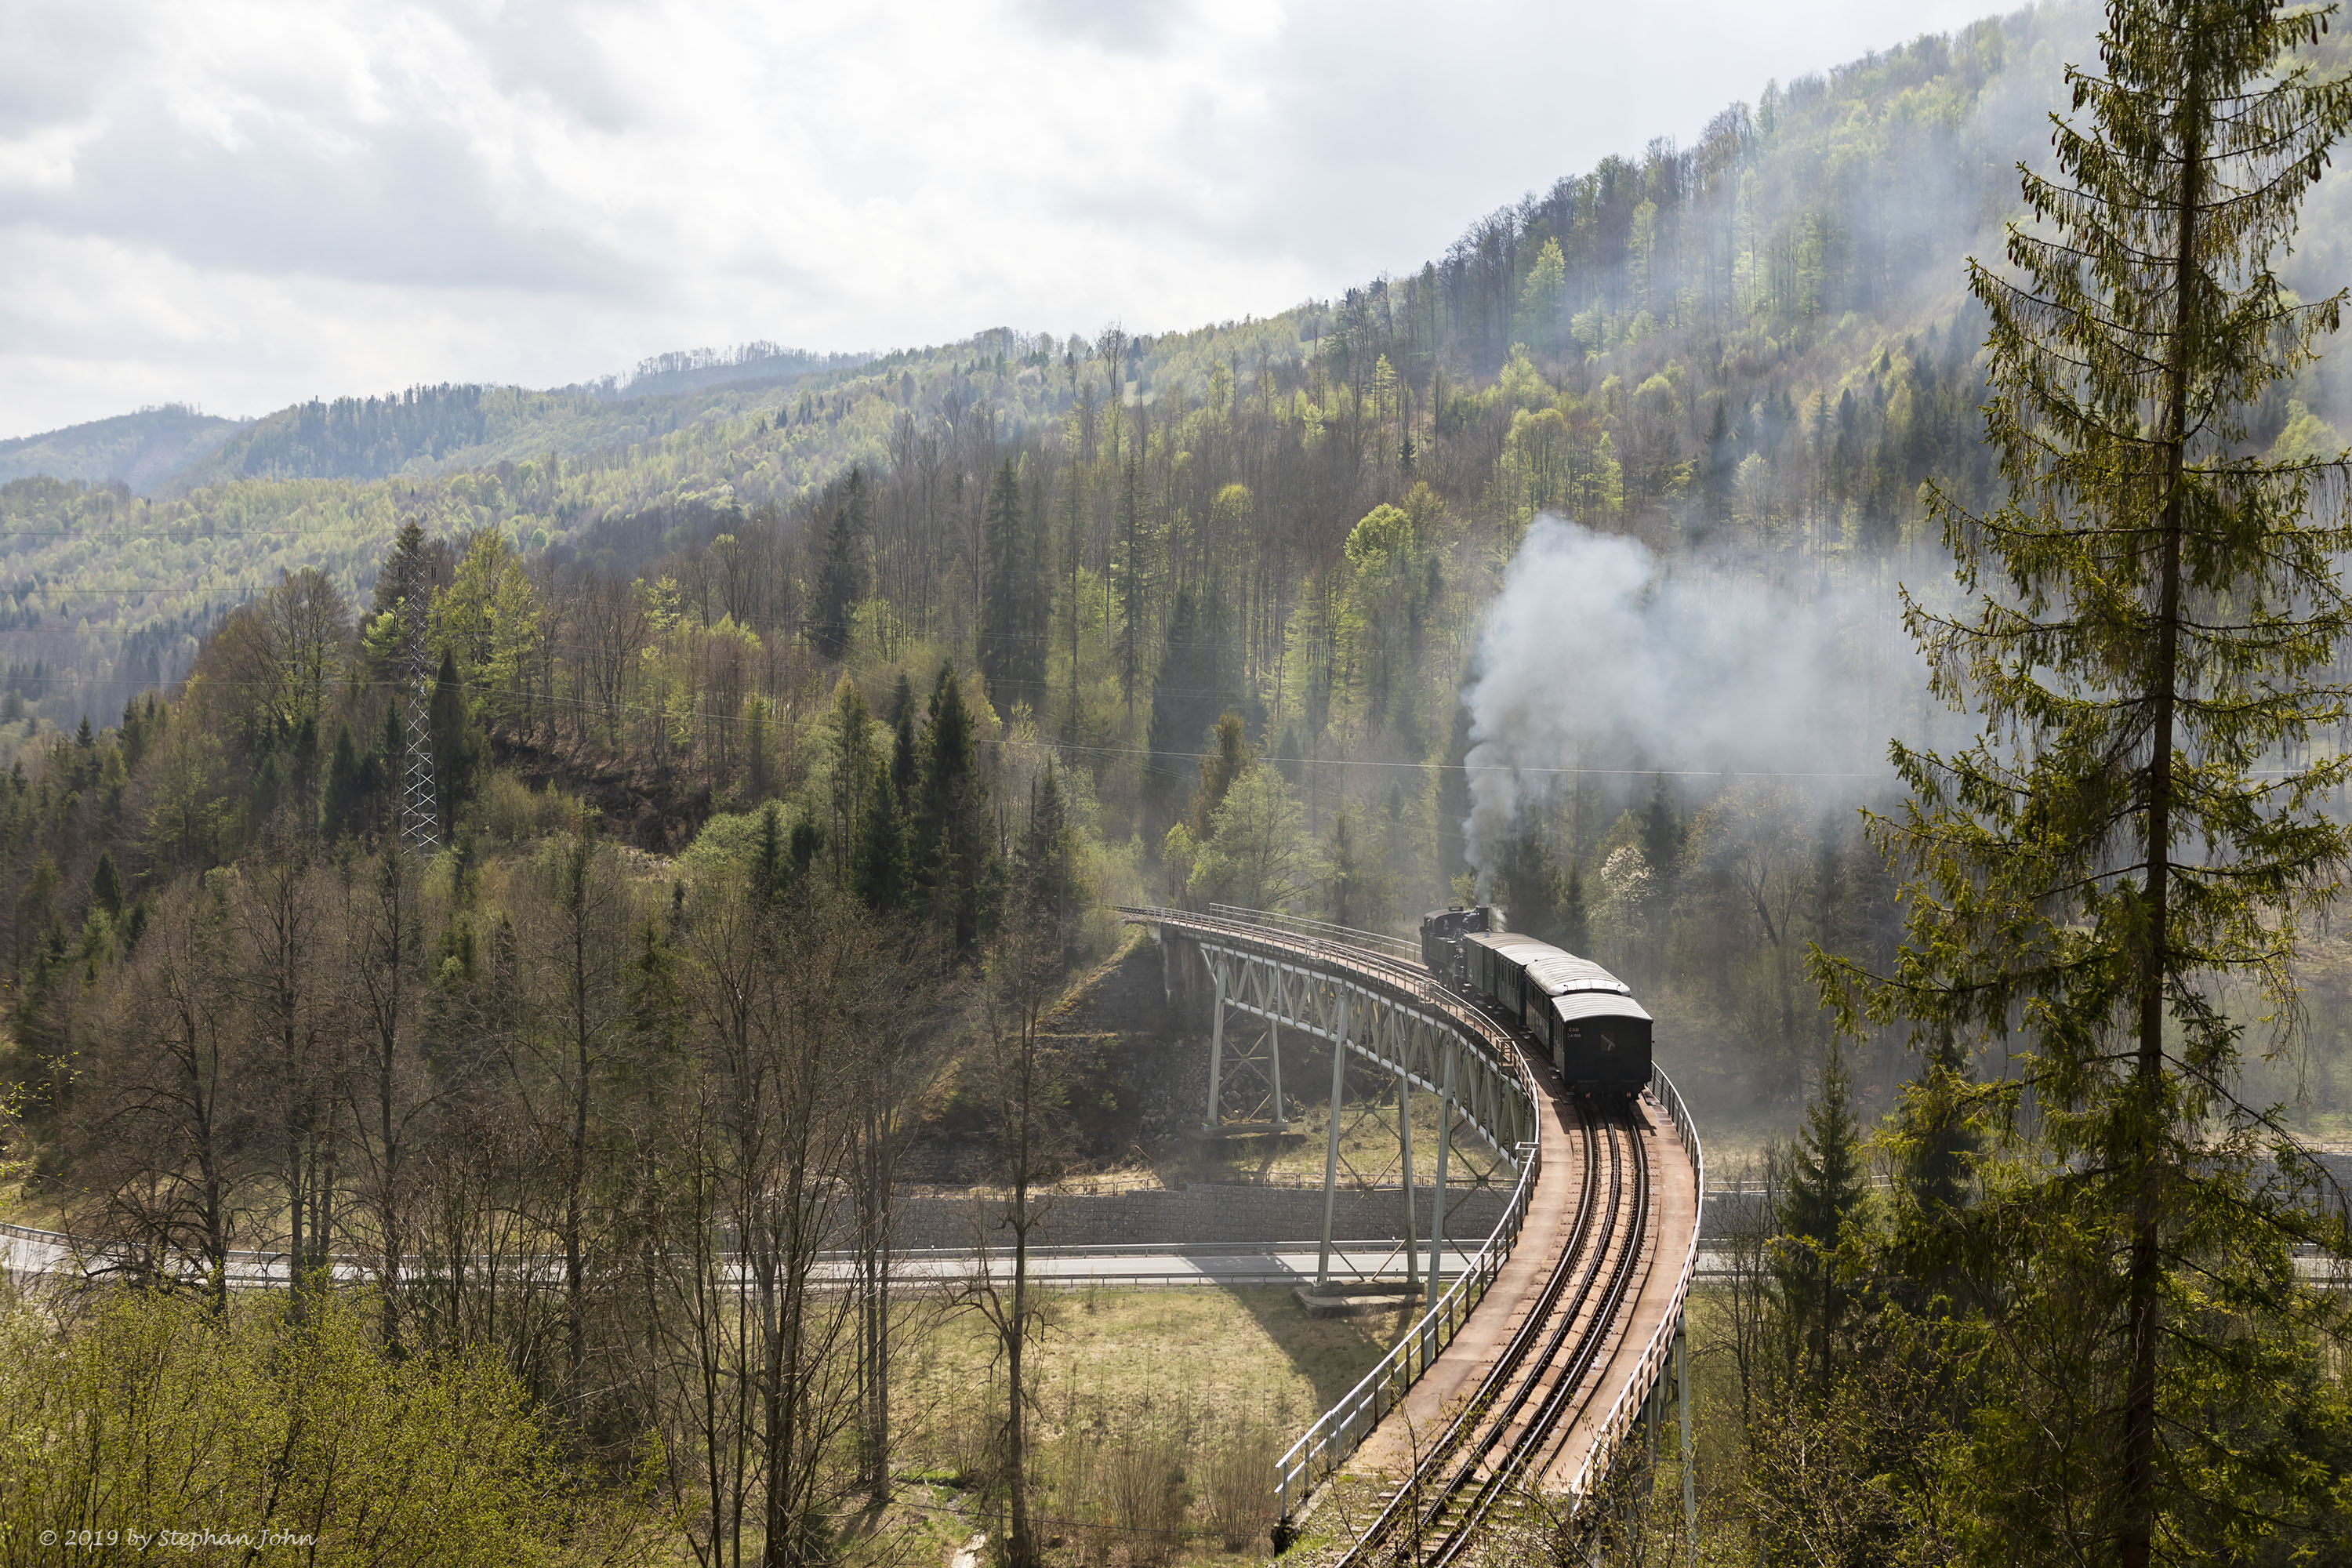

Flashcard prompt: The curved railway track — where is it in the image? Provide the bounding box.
[1125,903,1693,1563]
[1338,1100,1652,1567]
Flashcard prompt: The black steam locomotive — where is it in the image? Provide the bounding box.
[1420,906,1653,1096]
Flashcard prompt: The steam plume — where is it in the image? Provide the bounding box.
[1461,516,1921,890]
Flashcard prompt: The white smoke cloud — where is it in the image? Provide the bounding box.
[1461,515,1922,888]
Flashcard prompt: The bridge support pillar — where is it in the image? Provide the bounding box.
[1203,968,1226,1132]
[1316,991,1351,1290]
[1269,1017,1287,1130]
[1397,1073,1418,1295]
[1427,1048,1452,1304]
[1677,1320,1697,1564]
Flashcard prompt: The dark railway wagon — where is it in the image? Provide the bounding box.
[1419,907,1653,1094]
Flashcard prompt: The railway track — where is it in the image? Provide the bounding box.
[1338,1097,1652,1566]
[1122,904,1693,1560]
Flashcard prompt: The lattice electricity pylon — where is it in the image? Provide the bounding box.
[397,592,438,856]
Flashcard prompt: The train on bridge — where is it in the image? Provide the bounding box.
[1420,906,1653,1097]
[1124,898,1703,1555]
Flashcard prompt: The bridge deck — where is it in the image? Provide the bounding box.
[1546,1095,1696,1491]
[1333,1059,1698,1500]
[1345,1044,1584,1475]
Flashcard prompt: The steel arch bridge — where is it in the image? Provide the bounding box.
[1123,904,1706,1562]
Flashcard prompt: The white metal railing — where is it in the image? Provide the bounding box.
[1563,1062,1706,1505]
[1275,1136,1542,1519]
[1139,904,1512,1081]
[1206,902,1421,964]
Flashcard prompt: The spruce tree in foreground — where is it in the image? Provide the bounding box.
[1817,4,2352,1562]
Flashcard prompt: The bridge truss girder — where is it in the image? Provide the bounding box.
[1190,936,1531,1163]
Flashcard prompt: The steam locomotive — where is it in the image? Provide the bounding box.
[1420,906,1653,1096]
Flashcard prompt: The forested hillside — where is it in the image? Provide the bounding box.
[9,2,2352,1560]
[5,5,2158,738]
[14,2,2352,1120]
[0,405,244,489]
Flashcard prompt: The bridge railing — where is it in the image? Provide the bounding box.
[1274,1133,1541,1519]
[1205,902,1421,964]
[1562,1062,1707,1506]
[1127,903,1511,1079]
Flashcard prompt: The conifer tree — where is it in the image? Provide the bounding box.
[1556,861,1588,954]
[1818,5,2352,1559]
[752,800,789,908]
[1900,1029,1977,1220]
[1112,455,1151,721]
[1436,701,1475,888]
[1142,591,1240,840]
[1014,764,1080,961]
[1323,808,1396,932]
[855,769,909,916]
[1773,1042,1864,1393]
[1186,711,1252,837]
[427,648,484,840]
[887,673,920,800]
[1501,815,1578,949]
[90,850,122,920]
[978,458,1041,706]
[1640,774,1681,883]
[372,704,401,826]
[913,664,995,953]
[811,467,869,661]
[829,676,874,887]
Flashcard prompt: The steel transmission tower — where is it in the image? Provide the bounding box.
[397,586,439,857]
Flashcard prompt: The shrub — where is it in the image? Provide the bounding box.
[478,770,580,842]
[0,1287,639,1566]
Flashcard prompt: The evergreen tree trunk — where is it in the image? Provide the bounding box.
[2124,78,2203,1568]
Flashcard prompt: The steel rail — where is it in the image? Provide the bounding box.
[1203,902,1421,962]
[1330,1098,1607,1568]
[1561,1063,1704,1516]
[1431,1108,1653,1563]
[1336,1105,1653,1568]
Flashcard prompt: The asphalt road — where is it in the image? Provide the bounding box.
[1,1221,1752,1290]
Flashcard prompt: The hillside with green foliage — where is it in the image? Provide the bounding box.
[7,5,2220,745]
[0,405,244,490]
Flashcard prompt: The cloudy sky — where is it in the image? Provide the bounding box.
[1,0,2002,439]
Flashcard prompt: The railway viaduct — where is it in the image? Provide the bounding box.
[1127,902,1704,1563]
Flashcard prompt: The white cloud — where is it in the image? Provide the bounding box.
[0,0,2007,437]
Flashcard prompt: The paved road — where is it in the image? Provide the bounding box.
[4,1220,1770,1290]
[11,1221,2331,1293]
[1,1221,1491,1290]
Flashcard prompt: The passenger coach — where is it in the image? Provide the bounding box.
[1419,906,1653,1096]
